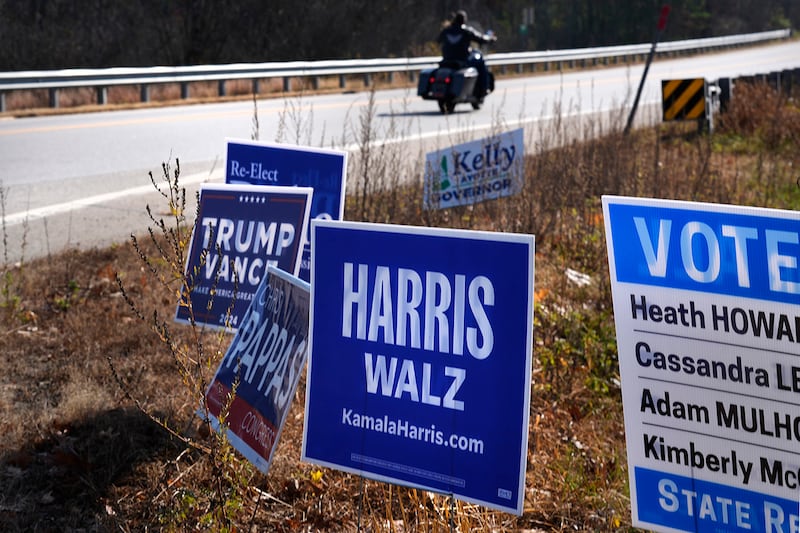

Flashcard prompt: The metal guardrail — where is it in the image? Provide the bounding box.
[0,29,791,112]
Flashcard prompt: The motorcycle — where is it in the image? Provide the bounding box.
[417,48,494,114]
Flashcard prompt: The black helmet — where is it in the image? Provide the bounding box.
[453,10,467,26]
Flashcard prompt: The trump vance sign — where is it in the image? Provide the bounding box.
[175,183,312,330]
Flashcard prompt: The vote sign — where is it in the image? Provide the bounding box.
[225,139,347,282]
[175,183,312,330]
[302,220,535,515]
[204,266,310,474]
[603,196,800,533]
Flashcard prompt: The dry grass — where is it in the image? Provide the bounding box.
[0,83,798,531]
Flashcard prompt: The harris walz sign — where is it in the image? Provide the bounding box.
[302,220,535,514]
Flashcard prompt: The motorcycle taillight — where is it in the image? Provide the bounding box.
[429,76,435,84]
[445,76,451,84]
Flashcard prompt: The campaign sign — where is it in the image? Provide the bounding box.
[204,265,310,474]
[423,128,524,210]
[225,139,347,282]
[301,220,535,515]
[603,195,800,533]
[175,183,312,330]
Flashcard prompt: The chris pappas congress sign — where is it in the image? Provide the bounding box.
[175,183,312,330]
[225,139,347,283]
[604,196,800,533]
[204,265,310,474]
[301,220,534,515]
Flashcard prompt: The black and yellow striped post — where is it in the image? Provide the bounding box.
[661,78,707,121]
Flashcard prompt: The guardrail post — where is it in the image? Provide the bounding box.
[407,71,415,84]
[218,80,226,97]
[339,74,347,88]
[0,92,5,113]
[781,69,792,95]
[769,71,782,93]
[717,77,732,112]
[140,84,150,103]
[790,68,800,96]
[312,76,320,90]
[97,86,108,105]
[363,73,371,87]
[49,88,59,108]
[252,79,260,94]
[283,77,291,92]
[181,82,190,99]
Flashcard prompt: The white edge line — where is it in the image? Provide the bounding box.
[5,97,659,228]
[4,168,223,227]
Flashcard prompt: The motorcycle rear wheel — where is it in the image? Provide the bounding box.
[438,99,456,114]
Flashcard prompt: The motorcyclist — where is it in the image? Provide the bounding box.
[437,10,496,98]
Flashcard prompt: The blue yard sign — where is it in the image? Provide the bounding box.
[302,220,535,515]
[204,266,310,474]
[175,183,312,330]
[225,139,347,282]
[603,196,800,533]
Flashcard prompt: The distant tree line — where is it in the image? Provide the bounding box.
[1,0,797,70]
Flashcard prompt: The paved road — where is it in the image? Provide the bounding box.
[1,40,799,263]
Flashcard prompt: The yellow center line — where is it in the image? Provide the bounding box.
[0,108,251,136]
[0,97,378,136]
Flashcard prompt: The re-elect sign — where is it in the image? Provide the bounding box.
[423,128,523,210]
[225,139,347,282]
[204,266,310,474]
[603,196,800,533]
[175,183,312,330]
[302,220,534,515]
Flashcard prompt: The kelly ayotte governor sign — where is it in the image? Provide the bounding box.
[204,266,310,474]
[175,183,312,330]
[424,128,523,210]
[302,220,534,515]
[603,196,800,533]
[225,139,347,283]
